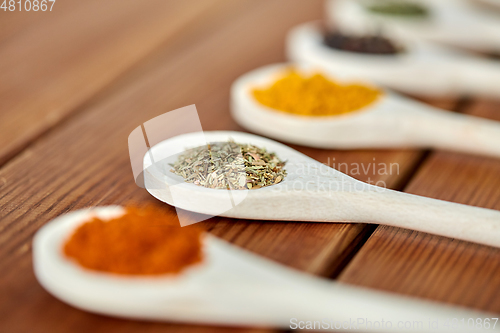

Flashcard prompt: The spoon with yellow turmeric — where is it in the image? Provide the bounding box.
[33,206,497,331]
[143,130,500,249]
[231,63,500,158]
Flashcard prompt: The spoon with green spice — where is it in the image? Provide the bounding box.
[287,21,500,97]
[144,131,500,248]
[328,0,500,53]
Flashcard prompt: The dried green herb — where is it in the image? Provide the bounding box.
[170,141,287,190]
[366,1,429,17]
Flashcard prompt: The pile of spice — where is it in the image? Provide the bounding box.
[170,141,286,190]
[64,206,203,275]
[324,31,402,55]
[252,70,381,116]
[366,1,429,17]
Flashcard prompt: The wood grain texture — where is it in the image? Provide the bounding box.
[0,0,84,45]
[0,1,463,332]
[5,0,496,332]
[0,0,220,166]
[339,99,500,313]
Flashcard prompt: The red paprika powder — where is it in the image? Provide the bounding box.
[64,206,203,275]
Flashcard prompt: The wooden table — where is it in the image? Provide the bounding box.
[1,1,499,332]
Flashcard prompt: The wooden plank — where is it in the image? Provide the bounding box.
[0,0,221,166]
[338,99,500,313]
[0,0,85,45]
[0,1,463,332]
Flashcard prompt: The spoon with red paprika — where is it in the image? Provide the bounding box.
[34,206,498,332]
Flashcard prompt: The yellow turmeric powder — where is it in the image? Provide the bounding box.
[252,70,381,117]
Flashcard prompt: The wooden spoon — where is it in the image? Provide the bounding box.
[231,63,500,158]
[143,131,500,248]
[33,206,498,332]
[327,0,500,53]
[287,21,500,97]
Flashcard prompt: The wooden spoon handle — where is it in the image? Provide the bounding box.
[405,104,500,158]
[358,188,500,248]
[456,57,500,97]
[300,283,498,333]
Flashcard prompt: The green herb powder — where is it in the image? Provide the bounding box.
[367,1,429,17]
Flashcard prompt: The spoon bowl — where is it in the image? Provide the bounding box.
[33,206,498,331]
[145,131,500,248]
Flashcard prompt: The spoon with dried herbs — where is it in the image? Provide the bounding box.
[33,206,495,331]
[144,131,500,249]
